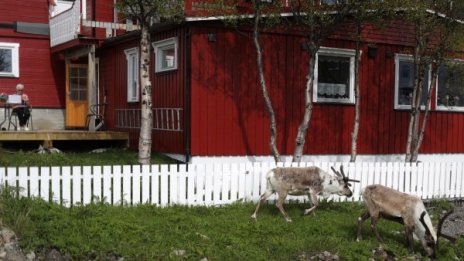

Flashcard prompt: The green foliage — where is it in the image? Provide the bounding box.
[0,194,460,260]
[0,148,178,167]
[115,0,184,27]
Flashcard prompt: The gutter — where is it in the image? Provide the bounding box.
[426,9,464,24]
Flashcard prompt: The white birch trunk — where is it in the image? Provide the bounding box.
[252,4,281,163]
[293,46,315,162]
[138,26,153,164]
[350,22,361,162]
[413,68,438,162]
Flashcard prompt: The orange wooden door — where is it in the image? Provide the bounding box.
[66,64,88,128]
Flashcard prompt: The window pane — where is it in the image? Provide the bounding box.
[69,67,87,101]
[397,60,428,106]
[0,49,12,73]
[124,48,139,102]
[317,55,350,99]
[437,63,464,107]
[78,67,87,77]
[153,38,177,73]
[161,46,175,69]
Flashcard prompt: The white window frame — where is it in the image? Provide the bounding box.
[0,42,20,78]
[435,59,464,112]
[152,37,178,73]
[124,47,139,103]
[394,54,431,110]
[314,47,356,104]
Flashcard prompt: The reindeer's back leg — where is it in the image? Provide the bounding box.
[370,211,384,243]
[356,210,370,242]
[251,189,274,220]
[275,191,292,222]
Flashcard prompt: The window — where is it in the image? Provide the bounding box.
[124,47,139,102]
[436,61,464,111]
[394,54,430,109]
[152,37,178,73]
[0,43,19,78]
[69,65,87,101]
[314,47,356,104]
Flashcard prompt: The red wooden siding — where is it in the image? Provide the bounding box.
[188,22,464,157]
[99,27,186,154]
[98,38,140,148]
[99,17,464,158]
[80,0,116,39]
[0,0,65,108]
[152,28,186,155]
[0,0,49,24]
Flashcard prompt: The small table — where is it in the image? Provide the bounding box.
[0,103,21,130]
[0,102,10,130]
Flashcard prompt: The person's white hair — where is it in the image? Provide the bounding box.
[16,84,25,91]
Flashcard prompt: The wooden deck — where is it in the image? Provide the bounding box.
[0,130,129,150]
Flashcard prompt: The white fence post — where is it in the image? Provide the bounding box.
[62,166,72,207]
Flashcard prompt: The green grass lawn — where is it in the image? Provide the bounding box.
[1,188,462,261]
[0,148,178,167]
[0,149,462,260]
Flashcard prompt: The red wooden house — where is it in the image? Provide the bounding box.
[2,0,464,163]
[100,2,464,163]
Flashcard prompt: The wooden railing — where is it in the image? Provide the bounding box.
[115,108,183,131]
[1,162,463,207]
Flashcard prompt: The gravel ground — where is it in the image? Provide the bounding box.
[440,207,464,240]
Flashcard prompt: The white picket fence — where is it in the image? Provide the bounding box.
[0,162,463,207]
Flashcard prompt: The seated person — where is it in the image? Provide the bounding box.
[12,83,31,131]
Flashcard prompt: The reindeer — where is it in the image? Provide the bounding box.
[251,165,359,222]
[356,184,452,259]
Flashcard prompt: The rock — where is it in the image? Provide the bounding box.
[297,251,340,260]
[90,148,108,153]
[0,226,26,261]
[372,247,396,261]
[172,249,186,257]
[45,249,65,261]
[1,227,17,243]
[440,207,464,240]
[2,242,27,261]
[26,251,35,261]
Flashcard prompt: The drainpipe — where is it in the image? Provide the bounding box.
[184,25,192,163]
[81,0,87,20]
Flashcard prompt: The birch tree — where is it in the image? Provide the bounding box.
[403,0,464,162]
[348,0,397,162]
[290,1,351,162]
[251,1,282,162]
[116,0,183,164]
[211,0,286,162]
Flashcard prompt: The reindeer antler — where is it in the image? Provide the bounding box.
[339,165,360,185]
[331,166,342,178]
[436,209,456,246]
